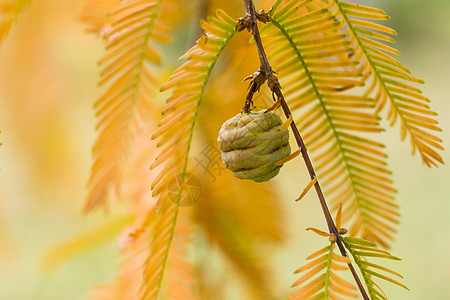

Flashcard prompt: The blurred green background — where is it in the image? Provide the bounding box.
[0,0,449,299]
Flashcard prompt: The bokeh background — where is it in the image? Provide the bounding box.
[0,0,449,299]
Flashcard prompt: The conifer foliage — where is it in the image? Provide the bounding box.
[0,0,441,299]
[84,0,440,298]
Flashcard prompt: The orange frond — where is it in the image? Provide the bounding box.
[141,9,236,300]
[79,0,119,35]
[84,0,181,212]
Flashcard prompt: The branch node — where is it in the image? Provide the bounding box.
[236,14,253,32]
[256,9,270,23]
[329,233,337,243]
[338,228,348,235]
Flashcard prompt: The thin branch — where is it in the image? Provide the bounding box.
[241,1,370,299]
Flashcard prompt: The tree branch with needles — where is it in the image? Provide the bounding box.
[238,1,370,299]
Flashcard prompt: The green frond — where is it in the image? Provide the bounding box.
[142,10,236,300]
[342,236,409,300]
[290,243,357,299]
[0,0,32,44]
[264,0,399,247]
[328,0,444,167]
[84,0,180,212]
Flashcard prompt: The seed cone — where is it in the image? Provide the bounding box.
[217,110,291,182]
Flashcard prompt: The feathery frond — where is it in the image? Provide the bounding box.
[84,0,180,212]
[141,10,236,300]
[162,208,196,300]
[342,236,408,300]
[328,0,444,167]
[290,243,356,300]
[89,123,159,300]
[0,0,32,44]
[79,0,119,35]
[141,202,177,300]
[263,0,399,247]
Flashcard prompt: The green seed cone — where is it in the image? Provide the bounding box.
[217,110,291,182]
